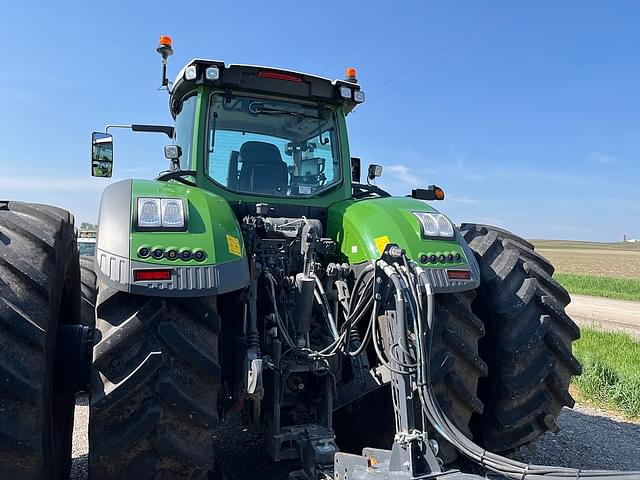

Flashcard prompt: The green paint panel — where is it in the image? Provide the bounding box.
[327,197,467,266]
[129,179,246,266]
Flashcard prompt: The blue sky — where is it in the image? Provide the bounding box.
[0,1,638,241]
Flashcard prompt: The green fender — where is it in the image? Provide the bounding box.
[327,197,468,268]
[95,178,249,297]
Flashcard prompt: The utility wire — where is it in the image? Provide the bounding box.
[367,3,535,103]
[319,1,444,77]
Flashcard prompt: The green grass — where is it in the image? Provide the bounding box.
[554,272,640,301]
[572,328,640,417]
[531,239,640,251]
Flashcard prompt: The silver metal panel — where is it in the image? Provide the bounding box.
[96,180,133,259]
[462,236,481,281]
[135,264,221,291]
[96,248,130,286]
[94,248,249,297]
[422,264,479,294]
[128,257,249,297]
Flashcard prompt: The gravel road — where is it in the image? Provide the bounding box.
[71,400,640,479]
[567,294,640,338]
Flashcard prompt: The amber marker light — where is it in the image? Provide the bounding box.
[158,35,173,48]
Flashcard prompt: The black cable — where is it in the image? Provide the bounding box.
[370,259,640,480]
[410,271,640,480]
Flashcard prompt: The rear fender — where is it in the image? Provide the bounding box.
[95,179,249,297]
[327,197,479,293]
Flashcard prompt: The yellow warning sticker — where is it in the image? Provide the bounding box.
[226,234,242,256]
[375,235,390,255]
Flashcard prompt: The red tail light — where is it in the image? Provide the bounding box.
[447,270,471,280]
[134,269,172,282]
[257,71,302,83]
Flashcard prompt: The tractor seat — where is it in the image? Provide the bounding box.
[238,141,289,195]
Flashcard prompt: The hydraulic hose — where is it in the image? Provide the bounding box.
[265,272,296,349]
[314,275,340,340]
[314,287,340,340]
[401,263,640,480]
[370,257,640,480]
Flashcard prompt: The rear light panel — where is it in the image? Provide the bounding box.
[133,269,172,282]
[257,71,303,82]
[447,270,471,280]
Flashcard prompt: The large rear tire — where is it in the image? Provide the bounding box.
[0,201,80,479]
[333,290,487,463]
[460,223,582,453]
[89,286,221,479]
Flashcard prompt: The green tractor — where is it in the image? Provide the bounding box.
[0,36,582,479]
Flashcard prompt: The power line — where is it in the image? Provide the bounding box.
[366,10,508,99]
[319,1,441,77]
[366,3,535,104]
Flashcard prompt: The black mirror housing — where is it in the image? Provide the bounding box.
[351,157,361,183]
[91,132,113,178]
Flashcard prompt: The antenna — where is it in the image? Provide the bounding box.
[156,35,174,90]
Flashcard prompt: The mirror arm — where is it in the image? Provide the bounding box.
[131,124,175,138]
[105,124,175,138]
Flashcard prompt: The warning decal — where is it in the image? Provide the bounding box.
[226,234,242,256]
[374,235,390,255]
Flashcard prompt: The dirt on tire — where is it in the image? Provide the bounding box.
[461,223,582,453]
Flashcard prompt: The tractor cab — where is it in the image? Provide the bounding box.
[93,56,367,210]
[170,59,367,209]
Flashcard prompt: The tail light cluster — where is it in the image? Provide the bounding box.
[137,246,206,262]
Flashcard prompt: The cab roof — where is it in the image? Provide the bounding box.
[169,59,364,117]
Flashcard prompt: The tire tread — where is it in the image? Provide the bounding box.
[461,223,581,453]
[0,201,77,479]
[89,290,219,479]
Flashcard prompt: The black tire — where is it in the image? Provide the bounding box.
[333,290,487,463]
[80,256,97,329]
[460,223,582,453]
[0,201,80,479]
[89,286,221,479]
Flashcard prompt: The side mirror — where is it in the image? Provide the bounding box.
[351,157,361,183]
[91,132,113,178]
[367,164,383,181]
